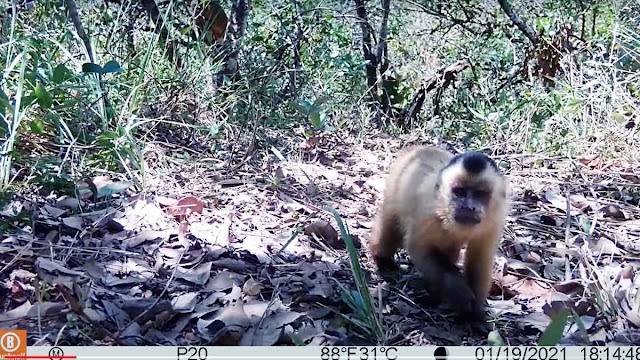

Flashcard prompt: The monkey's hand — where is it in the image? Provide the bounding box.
[373,255,399,273]
[442,272,490,334]
[372,255,402,283]
[440,272,489,336]
[440,270,477,316]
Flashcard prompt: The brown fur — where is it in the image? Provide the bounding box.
[369,145,508,322]
[194,1,228,45]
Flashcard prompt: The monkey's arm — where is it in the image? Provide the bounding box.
[463,232,501,318]
[369,208,403,272]
[405,224,477,317]
[412,252,478,314]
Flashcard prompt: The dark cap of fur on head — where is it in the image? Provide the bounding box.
[449,151,499,175]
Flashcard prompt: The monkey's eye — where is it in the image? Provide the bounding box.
[452,187,466,197]
[474,190,490,200]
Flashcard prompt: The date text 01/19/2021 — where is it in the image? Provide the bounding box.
[475,347,640,360]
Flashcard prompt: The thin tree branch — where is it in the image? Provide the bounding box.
[64,0,95,63]
[496,0,539,45]
[290,0,305,96]
[353,0,381,115]
[216,0,250,86]
[377,0,392,116]
[404,60,469,127]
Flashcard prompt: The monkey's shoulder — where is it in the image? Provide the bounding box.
[388,146,452,180]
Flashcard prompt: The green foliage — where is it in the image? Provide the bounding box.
[326,206,383,343]
[400,0,638,156]
[289,96,335,133]
[537,308,571,345]
[81,60,123,75]
[1,0,638,191]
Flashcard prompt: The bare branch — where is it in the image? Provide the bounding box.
[216,0,251,86]
[375,0,391,65]
[404,60,469,126]
[290,0,305,96]
[406,0,482,35]
[353,0,381,113]
[496,0,538,44]
[64,0,94,63]
[377,0,392,116]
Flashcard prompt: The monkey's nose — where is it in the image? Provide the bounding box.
[454,208,481,225]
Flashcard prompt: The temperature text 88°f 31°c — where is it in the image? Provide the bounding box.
[320,346,398,360]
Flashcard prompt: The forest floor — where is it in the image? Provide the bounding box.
[1,127,640,346]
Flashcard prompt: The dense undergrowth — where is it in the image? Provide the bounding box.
[1,0,638,191]
[1,0,639,346]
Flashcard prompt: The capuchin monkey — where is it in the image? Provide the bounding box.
[369,145,508,327]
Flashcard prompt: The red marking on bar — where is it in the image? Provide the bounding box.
[4,356,77,359]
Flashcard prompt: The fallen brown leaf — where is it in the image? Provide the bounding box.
[206,271,244,292]
[0,301,32,328]
[123,229,171,249]
[62,216,85,231]
[171,292,200,313]
[241,311,304,345]
[156,196,179,207]
[588,237,624,256]
[600,204,626,219]
[191,218,230,247]
[197,300,251,343]
[42,204,67,218]
[242,278,263,296]
[26,301,68,317]
[167,196,205,220]
[508,278,552,297]
[304,220,339,246]
[175,262,213,285]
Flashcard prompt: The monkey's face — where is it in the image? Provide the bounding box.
[437,150,507,231]
[449,184,491,226]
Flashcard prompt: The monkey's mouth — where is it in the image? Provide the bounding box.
[454,210,481,226]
